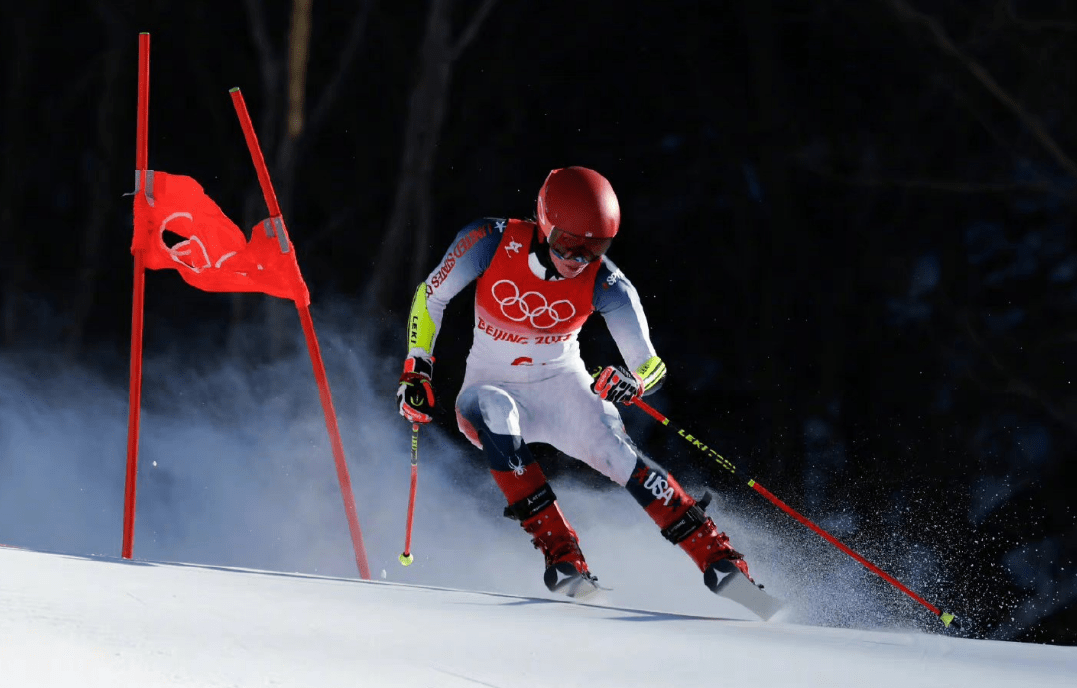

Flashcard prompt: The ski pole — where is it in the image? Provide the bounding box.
[399,423,420,566]
[631,397,959,629]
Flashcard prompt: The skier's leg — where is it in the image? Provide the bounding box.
[624,455,753,586]
[521,364,644,485]
[523,366,753,588]
[457,384,595,593]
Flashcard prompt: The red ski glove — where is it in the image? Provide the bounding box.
[591,365,644,405]
[397,356,436,424]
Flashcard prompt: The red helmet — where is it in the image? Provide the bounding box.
[536,167,620,262]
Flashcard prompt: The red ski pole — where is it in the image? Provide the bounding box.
[399,423,420,566]
[631,397,959,629]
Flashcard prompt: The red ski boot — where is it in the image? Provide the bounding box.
[492,465,600,598]
[677,510,753,587]
[626,460,754,586]
[628,460,783,618]
[521,502,599,597]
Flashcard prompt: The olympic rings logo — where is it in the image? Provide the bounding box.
[491,279,576,329]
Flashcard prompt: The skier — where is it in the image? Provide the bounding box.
[396,166,754,598]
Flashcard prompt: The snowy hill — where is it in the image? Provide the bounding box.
[3,336,1076,684]
[2,545,1074,688]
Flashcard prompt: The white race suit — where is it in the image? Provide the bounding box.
[406,217,666,486]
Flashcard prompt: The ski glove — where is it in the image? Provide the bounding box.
[397,355,436,424]
[591,365,644,405]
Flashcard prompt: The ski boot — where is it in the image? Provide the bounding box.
[626,459,753,586]
[493,464,600,599]
[520,500,600,598]
[673,494,752,588]
[667,492,784,619]
[629,457,784,619]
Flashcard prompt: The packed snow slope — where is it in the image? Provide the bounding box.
[1,546,1073,688]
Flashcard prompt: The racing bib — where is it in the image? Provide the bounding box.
[474,221,598,344]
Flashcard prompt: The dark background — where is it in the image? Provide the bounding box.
[1,0,1074,643]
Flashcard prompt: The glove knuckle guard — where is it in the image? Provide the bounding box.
[398,356,437,423]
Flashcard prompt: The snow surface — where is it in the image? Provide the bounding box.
[1,323,1075,685]
[2,545,1075,687]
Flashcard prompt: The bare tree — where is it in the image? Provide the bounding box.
[63,5,128,358]
[885,0,1077,182]
[0,5,43,348]
[231,0,374,358]
[367,0,501,312]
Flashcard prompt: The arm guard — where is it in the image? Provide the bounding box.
[407,283,438,358]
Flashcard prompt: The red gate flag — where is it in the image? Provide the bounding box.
[131,171,310,305]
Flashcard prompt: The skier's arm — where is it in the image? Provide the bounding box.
[399,219,503,423]
[592,257,667,396]
[406,218,503,360]
[405,283,439,360]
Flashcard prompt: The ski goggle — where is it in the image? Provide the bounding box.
[548,227,612,263]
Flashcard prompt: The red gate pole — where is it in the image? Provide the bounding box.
[228,87,371,580]
[122,32,151,560]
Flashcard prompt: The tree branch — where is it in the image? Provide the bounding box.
[798,161,1062,195]
[963,314,1077,437]
[306,0,375,138]
[241,0,279,98]
[452,0,501,61]
[286,0,313,138]
[1005,1,1077,33]
[886,0,1077,181]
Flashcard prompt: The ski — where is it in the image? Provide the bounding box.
[545,562,607,600]
[706,559,785,621]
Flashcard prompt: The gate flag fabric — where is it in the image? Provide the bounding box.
[131,171,310,306]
